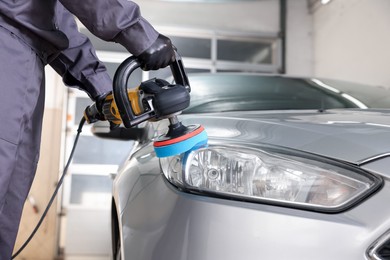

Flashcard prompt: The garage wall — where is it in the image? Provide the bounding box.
[139,0,314,76]
[286,0,314,76]
[312,0,390,87]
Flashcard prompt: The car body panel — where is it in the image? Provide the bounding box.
[362,156,390,175]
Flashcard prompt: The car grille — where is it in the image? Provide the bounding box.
[368,231,390,260]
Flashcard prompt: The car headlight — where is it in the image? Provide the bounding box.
[160,145,382,213]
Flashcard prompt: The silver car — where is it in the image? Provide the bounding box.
[95,74,390,260]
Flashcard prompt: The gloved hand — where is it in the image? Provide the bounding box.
[95,92,110,121]
[137,34,175,71]
[96,92,122,129]
[84,92,121,130]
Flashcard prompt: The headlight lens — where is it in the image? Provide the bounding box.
[161,145,382,212]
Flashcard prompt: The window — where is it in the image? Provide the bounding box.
[217,38,273,64]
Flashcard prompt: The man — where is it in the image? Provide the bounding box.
[0,0,175,258]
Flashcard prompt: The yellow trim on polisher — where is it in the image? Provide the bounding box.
[105,94,122,125]
[103,87,143,125]
[127,86,143,115]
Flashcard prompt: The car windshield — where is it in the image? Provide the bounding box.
[182,74,390,114]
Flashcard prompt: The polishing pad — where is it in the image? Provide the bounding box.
[153,125,208,158]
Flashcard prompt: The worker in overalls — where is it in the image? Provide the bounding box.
[0,1,175,258]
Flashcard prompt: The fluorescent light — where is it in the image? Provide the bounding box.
[311,79,341,93]
[341,93,368,109]
[321,0,332,4]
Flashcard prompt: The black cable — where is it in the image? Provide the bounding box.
[11,116,86,259]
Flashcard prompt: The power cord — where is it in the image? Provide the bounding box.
[12,116,86,259]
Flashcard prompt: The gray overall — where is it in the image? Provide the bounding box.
[0,1,158,258]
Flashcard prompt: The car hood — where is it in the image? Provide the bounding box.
[180,109,390,165]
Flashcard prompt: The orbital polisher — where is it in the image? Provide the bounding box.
[85,51,208,157]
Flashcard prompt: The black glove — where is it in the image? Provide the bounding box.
[97,92,122,130]
[137,34,175,71]
[84,92,120,130]
[95,92,110,120]
[84,93,108,123]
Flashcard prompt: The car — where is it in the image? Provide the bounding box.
[93,73,390,260]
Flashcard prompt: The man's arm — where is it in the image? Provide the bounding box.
[49,4,112,100]
[59,0,159,56]
[52,0,175,102]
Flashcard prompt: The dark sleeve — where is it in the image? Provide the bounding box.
[49,5,112,100]
[59,0,159,56]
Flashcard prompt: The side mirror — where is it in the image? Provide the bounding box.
[91,121,150,143]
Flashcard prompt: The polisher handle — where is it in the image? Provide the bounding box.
[113,57,149,128]
[170,51,191,92]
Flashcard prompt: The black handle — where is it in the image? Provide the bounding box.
[170,51,190,92]
[112,57,144,128]
[112,50,190,128]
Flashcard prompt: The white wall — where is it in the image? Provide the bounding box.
[313,0,390,86]
[286,0,314,76]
